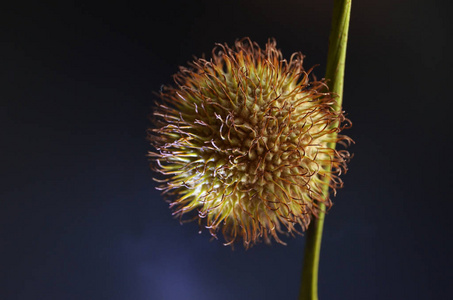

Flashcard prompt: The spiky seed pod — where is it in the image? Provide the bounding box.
[148,38,351,248]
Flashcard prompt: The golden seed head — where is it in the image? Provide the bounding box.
[148,38,351,248]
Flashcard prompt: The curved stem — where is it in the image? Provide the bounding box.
[298,1,351,299]
[299,202,326,300]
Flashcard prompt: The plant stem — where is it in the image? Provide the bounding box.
[298,1,351,299]
[325,0,352,111]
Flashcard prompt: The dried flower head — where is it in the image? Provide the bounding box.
[148,38,351,248]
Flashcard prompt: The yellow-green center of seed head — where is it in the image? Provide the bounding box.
[149,38,350,248]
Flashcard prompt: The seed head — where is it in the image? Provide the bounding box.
[148,38,351,248]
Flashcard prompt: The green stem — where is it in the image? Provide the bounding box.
[298,1,351,300]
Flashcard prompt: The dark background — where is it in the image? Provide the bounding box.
[1,0,451,299]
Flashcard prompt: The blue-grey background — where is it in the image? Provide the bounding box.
[1,1,451,299]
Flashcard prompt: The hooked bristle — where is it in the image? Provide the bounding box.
[148,38,352,248]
